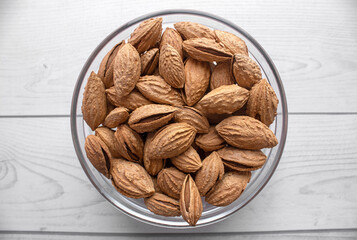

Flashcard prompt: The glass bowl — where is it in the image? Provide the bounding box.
[70,9,288,228]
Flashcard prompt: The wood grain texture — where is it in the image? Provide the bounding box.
[1,0,357,238]
[0,0,357,115]
[0,115,356,233]
[1,230,357,240]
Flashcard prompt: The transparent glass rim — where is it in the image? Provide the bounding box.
[70,9,288,228]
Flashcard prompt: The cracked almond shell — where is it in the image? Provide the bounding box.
[97,41,125,88]
[217,146,267,171]
[128,104,177,133]
[111,158,154,198]
[246,79,279,126]
[205,171,251,206]
[95,127,122,158]
[194,84,249,115]
[81,71,107,131]
[182,38,232,62]
[141,48,159,75]
[216,116,278,150]
[157,167,186,199]
[180,174,203,226]
[114,124,144,163]
[194,151,224,196]
[84,135,112,178]
[147,123,197,160]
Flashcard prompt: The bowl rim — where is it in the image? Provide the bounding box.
[70,9,288,228]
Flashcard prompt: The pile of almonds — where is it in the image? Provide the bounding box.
[82,18,279,226]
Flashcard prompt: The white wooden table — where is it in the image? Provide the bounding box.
[1,0,357,239]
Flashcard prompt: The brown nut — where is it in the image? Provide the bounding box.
[111,158,154,198]
[128,104,177,133]
[114,124,144,163]
[157,167,186,199]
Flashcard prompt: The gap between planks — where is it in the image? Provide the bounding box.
[1,228,357,237]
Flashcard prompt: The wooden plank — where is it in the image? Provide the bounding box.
[0,115,356,233]
[0,0,357,115]
[1,230,357,240]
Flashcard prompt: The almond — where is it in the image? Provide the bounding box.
[147,123,197,160]
[247,79,279,126]
[182,38,232,62]
[194,84,249,115]
[103,107,129,128]
[113,43,141,97]
[106,87,152,110]
[194,152,224,196]
[205,171,251,206]
[216,116,278,150]
[195,126,225,152]
[160,27,183,59]
[217,146,267,171]
[97,41,125,88]
[157,167,186,199]
[151,176,162,193]
[144,193,181,216]
[128,104,177,133]
[182,58,210,106]
[180,174,203,226]
[81,71,107,131]
[159,44,185,88]
[141,48,159,75]
[173,106,209,134]
[171,146,202,173]
[210,61,235,90]
[136,75,185,106]
[80,19,280,222]
[232,54,262,89]
[114,124,144,163]
[214,30,248,56]
[111,158,154,198]
[84,135,112,178]
[95,126,122,158]
[174,22,215,40]
[128,17,163,53]
[143,132,165,176]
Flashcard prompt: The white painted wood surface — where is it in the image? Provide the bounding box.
[1,230,357,240]
[0,0,357,115]
[0,115,356,235]
[0,0,356,239]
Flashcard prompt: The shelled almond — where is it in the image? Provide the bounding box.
[81,18,279,226]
